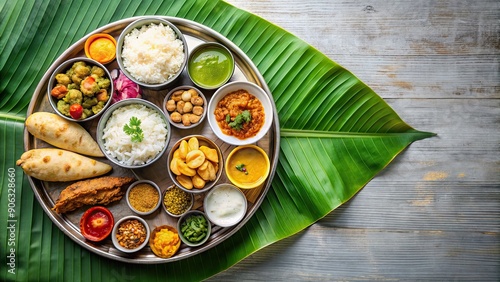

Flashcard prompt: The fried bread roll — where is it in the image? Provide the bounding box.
[16,148,112,182]
[26,112,104,157]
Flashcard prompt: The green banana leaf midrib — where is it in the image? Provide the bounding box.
[281,128,436,138]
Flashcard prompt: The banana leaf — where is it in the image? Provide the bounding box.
[0,0,434,281]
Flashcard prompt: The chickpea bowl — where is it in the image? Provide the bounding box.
[116,17,188,90]
[111,215,150,253]
[207,81,273,146]
[162,185,194,217]
[163,85,207,129]
[167,135,223,194]
[47,57,113,122]
[126,180,162,216]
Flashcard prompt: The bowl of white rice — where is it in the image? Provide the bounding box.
[97,98,171,168]
[116,17,188,90]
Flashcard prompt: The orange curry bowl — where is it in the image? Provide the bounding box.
[225,145,270,189]
[84,33,117,64]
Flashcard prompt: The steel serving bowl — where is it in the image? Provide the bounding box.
[167,135,223,194]
[96,98,171,169]
[47,57,113,122]
[162,85,207,129]
[126,180,162,216]
[111,215,150,253]
[177,210,211,247]
[116,17,188,90]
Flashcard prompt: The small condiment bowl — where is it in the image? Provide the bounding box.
[225,145,270,189]
[116,17,188,90]
[47,57,113,122]
[162,185,194,217]
[207,81,274,146]
[167,135,223,194]
[111,215,150,253]
[177,210,211,247]
[149,225,181,258]
[187,42,235,90]
[79,206,114,242]
[84,33,117,64]
[203,184,247,228]
[126,180,162,216]
[163,85,207,129]
[96,98,171,169]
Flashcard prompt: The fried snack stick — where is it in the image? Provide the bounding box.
[52,176,135,214]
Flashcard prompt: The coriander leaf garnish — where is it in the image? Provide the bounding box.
[123,116,144,143]
[235,163,248,175]
[228,110,252,130]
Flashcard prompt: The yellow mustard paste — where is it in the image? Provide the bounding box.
[89,37,116,63]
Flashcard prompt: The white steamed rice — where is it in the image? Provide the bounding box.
[102,104,168,166]
[122,22,185,84]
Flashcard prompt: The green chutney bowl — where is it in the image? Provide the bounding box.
[187,42,235,90]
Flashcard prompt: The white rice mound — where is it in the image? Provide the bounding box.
[122,22,185,84]
[102,104,168,166]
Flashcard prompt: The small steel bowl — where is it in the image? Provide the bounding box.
[111,215,150,253]
[162,185,194,218]
[116,17,188,90]
[187,42,235,90]
[47,57,113,122]
[203,183,247,228]
[96,98,171,169]
[126,180,162,216]
[167,135,223,194]
[162,85,207,129]
[177,210,211,247]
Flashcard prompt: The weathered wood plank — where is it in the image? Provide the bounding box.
[212,0,500,280]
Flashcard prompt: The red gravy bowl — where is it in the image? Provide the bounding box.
[79,206,114,242]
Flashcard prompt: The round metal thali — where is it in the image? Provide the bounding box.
[24,16,280,263]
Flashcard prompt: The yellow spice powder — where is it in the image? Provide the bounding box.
[128,183,159,212]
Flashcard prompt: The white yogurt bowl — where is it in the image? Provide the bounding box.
[203,183,247,227]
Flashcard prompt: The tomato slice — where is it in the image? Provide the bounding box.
[69,104,83,119]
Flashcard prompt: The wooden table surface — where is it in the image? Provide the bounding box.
[210,0,500,280]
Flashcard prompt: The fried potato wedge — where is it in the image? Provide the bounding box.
[186,149,205,169]
[188,137,199,151]
[199,145,219,163]
[178,140,189,160]
[192,174,206,189]
[177,160,197,177]
[176,175,193,189]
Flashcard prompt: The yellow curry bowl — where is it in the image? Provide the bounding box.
[225,145,270,189]
[84,33,117,64]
